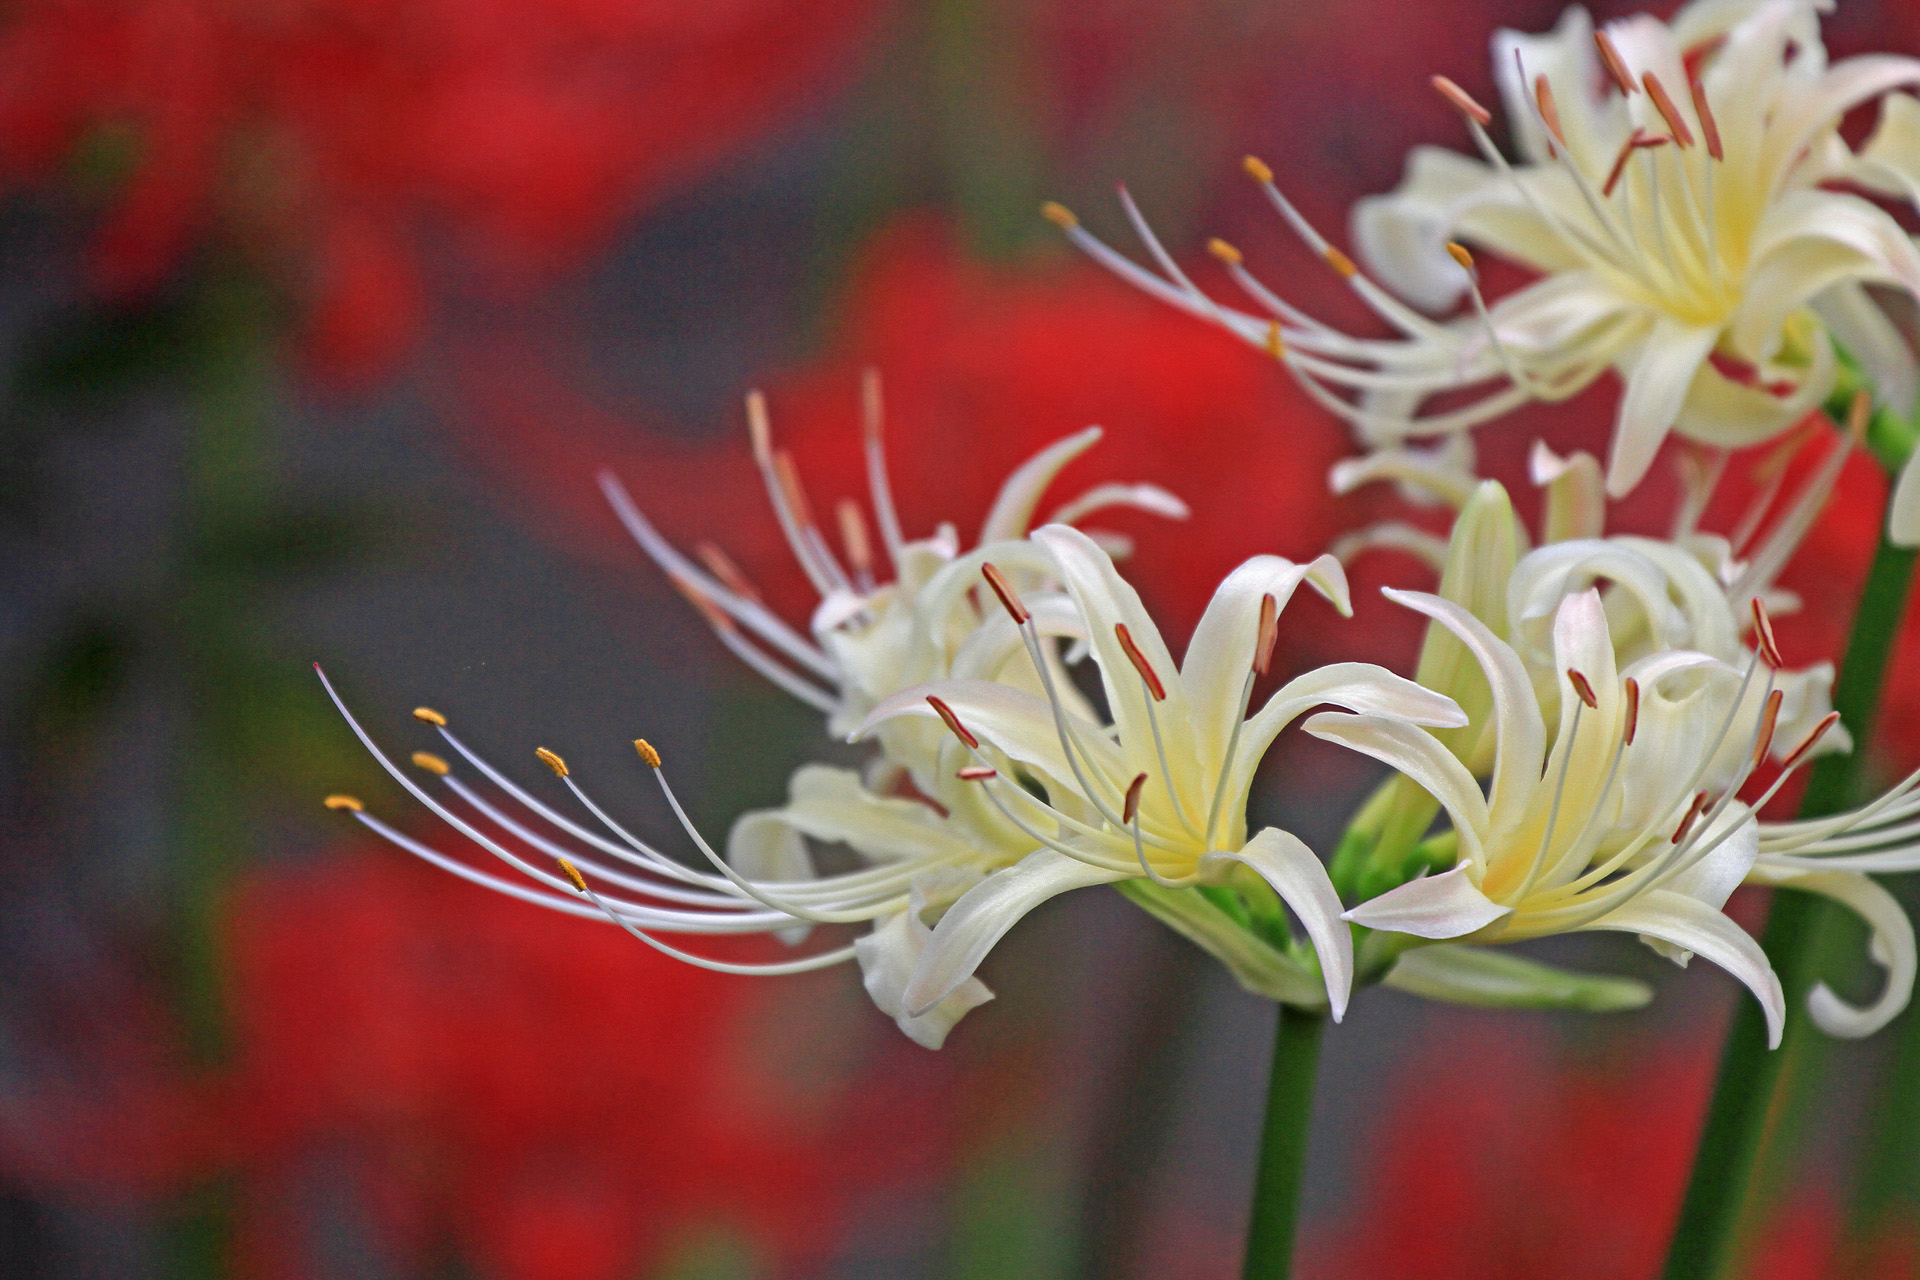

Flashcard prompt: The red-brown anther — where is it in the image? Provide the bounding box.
[745,390,774,465]
[1431,74,1493,126]
[1847,388,1873,443]
[981,562,1029,625]
[1114,623,1167,701]
[1671,791,1709,844]
[1602,128,1664,197]
[1752,688,1785,770]
[1623,677,1641,745]
[926,695,979,749]
[1594,28,1637,96]
[1123,773,1149,826]
[670,572,737,634]
[1688,69,1723,160]
[837,499,874,577]
[1750,598,1784,668]
[696,541,762,604]
[1534,74,1567,151]
[1254,593,1280,677]
[862,367,885,446]
[772,449,817,530]
[1642,72,1695,147]
[1566,667,1599,710]
[957,766,998,782]
[1781,711,1842,771]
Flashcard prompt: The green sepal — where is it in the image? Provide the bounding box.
[1383,943,1653,1012]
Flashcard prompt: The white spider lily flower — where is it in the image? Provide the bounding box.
[316,673,1034,1050]
[1051,0,1920,515]
[598,378,1186,744]
[316,392,1187,1050]
[1325,587,1920,1044]
[1841,88,1920,542]
[1338,431,1855,768]
[853,525,1468,1021]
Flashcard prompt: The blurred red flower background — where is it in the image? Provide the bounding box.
[0,0,882,381]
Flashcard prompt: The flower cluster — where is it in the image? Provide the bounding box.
[324,0,1920,1055]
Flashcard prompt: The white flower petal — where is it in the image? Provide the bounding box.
[1891,448,1920,549]
[1033,523,1200,790]
[1382,587,1545,840]
[1226,664,1466,809]
[902,849,1125,1015]
[1753,867,1916,1038]
[1201,827,1354,1020]
[1307,710,1492,867]
[855,869,995,1049]
[1585,888,1785,1048]
[977,427,1105,544]
[855,678,1128,797]
[1608,321,1720,498]
[1531,442,1605,543]
[1181,554,1348,784]
[1813,281,1918,418]
[1342,864,1512,939]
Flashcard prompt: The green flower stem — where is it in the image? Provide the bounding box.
[1661,515,1917,1280]
[1844,975,1920,1260]
[1242,1005,1325,1280]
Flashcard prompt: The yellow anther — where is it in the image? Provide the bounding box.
[410,751,450,776]
[1207,238,1243,265]
[1446,242,1474,271]
[413,707,447,726]
[557,858,589,894]
[634,738,662,769]
[535,747,569,778]
[1040,201,1078,229]
[324,794,364,812]
[1323,246,1357,279]
[1242,155,1274,184]
[1265,322,1286,360]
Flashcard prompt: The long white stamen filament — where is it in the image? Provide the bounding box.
[1204,667,1259,849]
[1514,698,1584,903]
[1134,672,1203,839]
[597,471,838,682]
[1013,618,1146,837]
[632,762,908,925]
[568,875,862,975]
[747,393,841,599]
[861,368,907,569]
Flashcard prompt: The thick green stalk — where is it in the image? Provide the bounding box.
[1660,528,1917,1280]
[1242,1006,1325,1280]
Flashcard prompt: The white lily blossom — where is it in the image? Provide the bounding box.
[1051,0,1920,536]
[1336,430,1856,769]
[1326,586,1920,1044]
[854,524,1468,1022]
[319,388,1188,1049]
